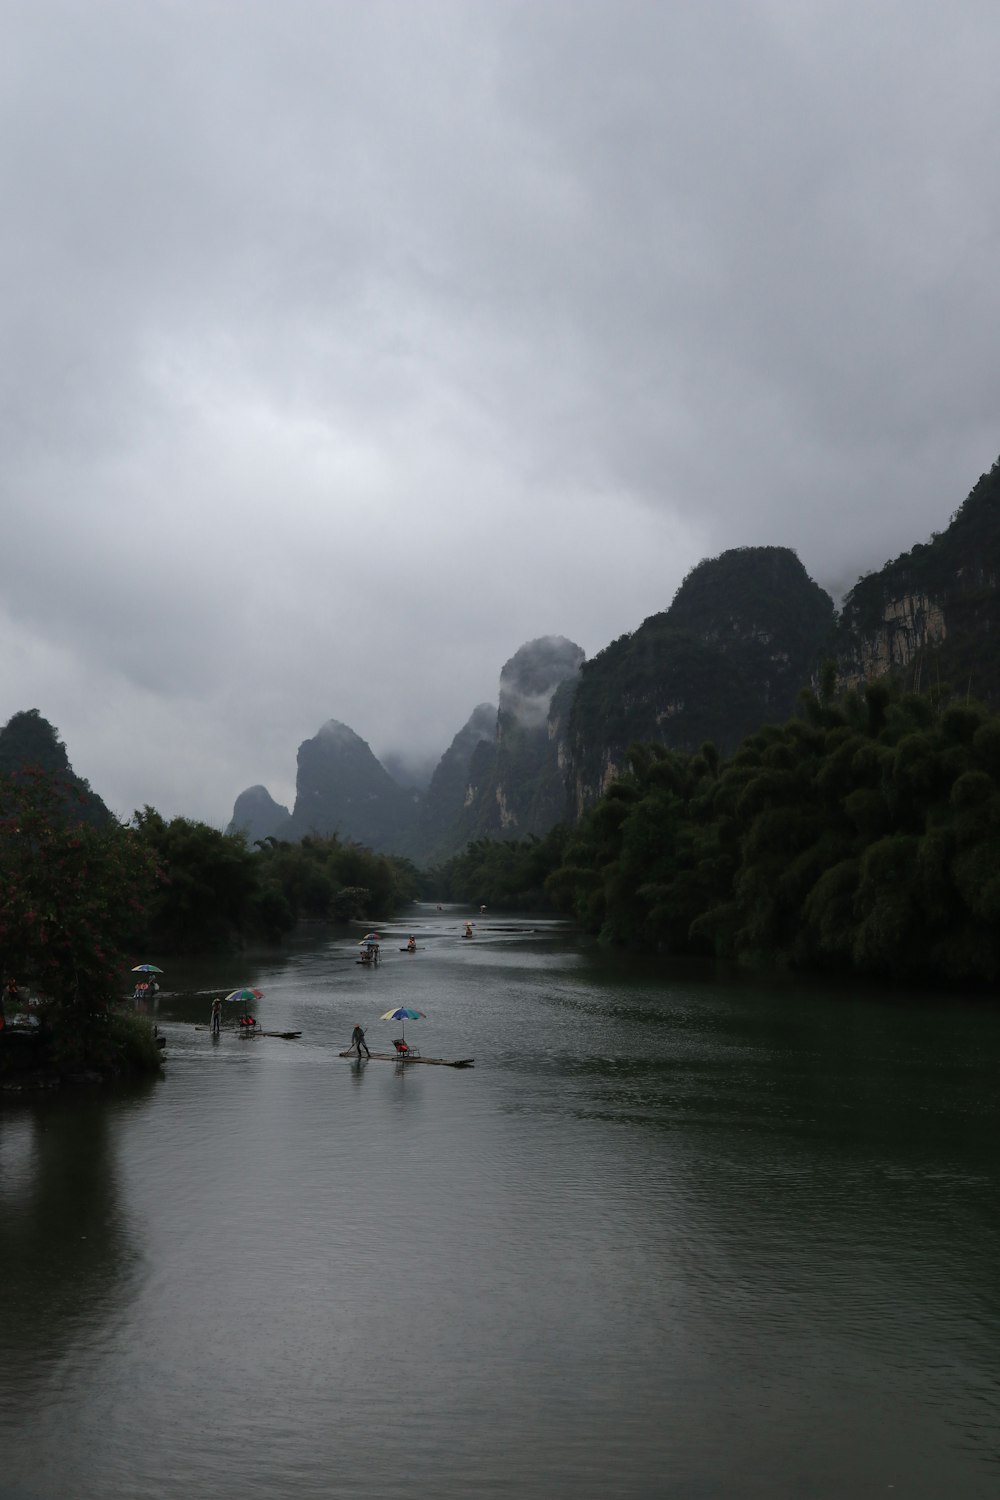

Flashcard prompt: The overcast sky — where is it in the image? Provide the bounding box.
[3,0,1000,824]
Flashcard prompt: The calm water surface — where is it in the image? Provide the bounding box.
[1,908,998,1499]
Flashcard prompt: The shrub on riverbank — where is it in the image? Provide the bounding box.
[0,1008,163,1088]
[47,1008,164,1080]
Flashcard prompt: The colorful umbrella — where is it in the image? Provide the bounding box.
[131,964,164,973]
[225,986,263,1021]
[380,1006,425,1042]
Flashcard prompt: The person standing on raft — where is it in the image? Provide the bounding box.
[211,996,222,1035]
[351,1023,370,1059]
[406,936,417,952]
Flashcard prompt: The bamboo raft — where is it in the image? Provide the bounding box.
[339,1049,474,1068]
[194,1026,302,1039]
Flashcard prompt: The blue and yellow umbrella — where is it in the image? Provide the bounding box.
[380,1006,425,1042]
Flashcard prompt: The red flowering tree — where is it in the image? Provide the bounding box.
[0,769,156,1010]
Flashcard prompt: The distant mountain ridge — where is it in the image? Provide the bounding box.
[228,785,291,844]
[228,720,418,853]
[226,637,586,862]
[13,454,1000,868]
[223,451,1000,862]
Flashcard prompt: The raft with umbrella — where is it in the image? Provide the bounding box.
[223,986,264,1031]
[356,933,381,965]
[339,1006,473,1067]
[130,963,164,999]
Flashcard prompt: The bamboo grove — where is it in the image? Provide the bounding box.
[544,678,1000,986]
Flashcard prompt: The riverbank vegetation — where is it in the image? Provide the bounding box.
[130,812,420,950]
[422,828,568,910]
[0,769,161,1082]
[545,679,1000,987]
[0,774,421,1085]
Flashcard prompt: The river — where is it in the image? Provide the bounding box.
[1,907,998,1499]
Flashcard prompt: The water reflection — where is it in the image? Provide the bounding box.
[0,1088,147,1400]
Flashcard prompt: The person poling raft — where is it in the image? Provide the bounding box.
[350,1022,370,1059]
[338,1005,472,1067]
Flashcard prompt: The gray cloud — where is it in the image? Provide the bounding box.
[2,0,999,823]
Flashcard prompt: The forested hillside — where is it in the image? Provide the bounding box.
[0,709,111,827]
[564,546,835,814]
[547,678,1000,987]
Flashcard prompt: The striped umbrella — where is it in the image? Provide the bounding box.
[380,1006,425,1042]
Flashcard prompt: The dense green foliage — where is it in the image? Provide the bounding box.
[131,812,420,951]
[133,809,269,950]
[0,769,162,1079]
[548,682,1000,986]
[253,833,420,927]
[668,546,835,651]
[425,828,568,910]
[569,623,760,766]
[0,770,156,1006]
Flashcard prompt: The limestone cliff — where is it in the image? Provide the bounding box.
[414,703,496,864]
[457,636,585,843]
[286,720,418,852]
[832,457,1000,703]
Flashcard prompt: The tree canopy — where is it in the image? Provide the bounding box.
[424,827,567,910]
[0,768,156,1008]
[546,681,1000,987]
[129,814,420,952]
